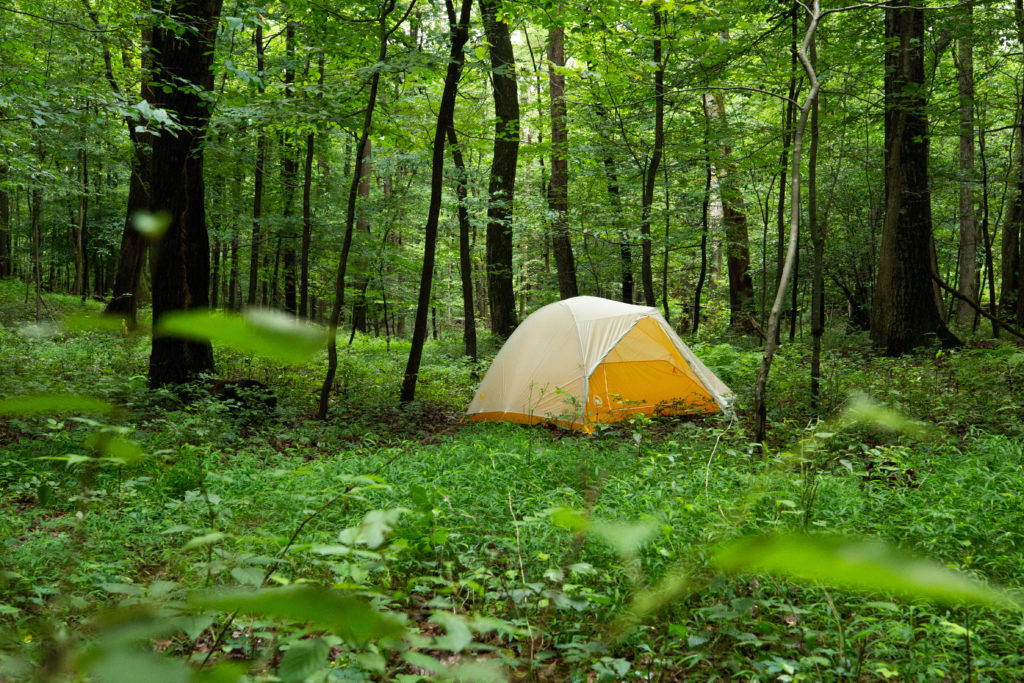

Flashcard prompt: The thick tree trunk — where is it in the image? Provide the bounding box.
[148,0,222,387]
[548,20,578,299]
[708,91,756,331]
[955,5,979,325]
[480,0,520,338]
[870,0,957,355]
[99,11,154,324]
[639,7,663,308]
[447,125,477,362]
[400,0,473,403]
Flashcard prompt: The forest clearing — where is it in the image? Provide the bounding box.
[3,0,1024,679]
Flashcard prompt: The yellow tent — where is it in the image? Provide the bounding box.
[466,296,732,429]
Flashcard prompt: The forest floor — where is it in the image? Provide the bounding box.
[2,280,1024,682]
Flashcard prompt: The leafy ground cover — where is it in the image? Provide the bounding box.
[2,283,1024,681]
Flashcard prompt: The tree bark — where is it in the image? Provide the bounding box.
[248,22,267,307]
[400,0,473,403]
[0,161,9,278]
[708,91,756,332]
[809,38,824,407]
[955,4,979,325]
[147,0,222,387]
[73,147,89,298]
[318,0,401,419]
[299,50,324,320]
[754,1,821,445]
[480,0,520,338]
[692,97,712,334]
[350,138,373,334]
[548,18,578,299]
[447,124,477,362]
[94,3,153,324]
[870,0,957,355]
[639,7,664,308]
[281,22,299,316]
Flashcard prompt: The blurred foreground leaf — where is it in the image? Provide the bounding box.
[713,534,1019,610]
[0,393,115,416]
[65,312,131,333]
[278,638,329,683]
[155,309,327,364]
[841,393,933,441]
[190,585,404,643]
[132,211,171,240]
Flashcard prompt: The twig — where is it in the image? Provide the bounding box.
[931,271,1024,342]
[704,413,736,509]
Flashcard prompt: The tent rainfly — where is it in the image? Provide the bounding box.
[466,296,733,429]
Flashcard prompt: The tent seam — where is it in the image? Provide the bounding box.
[562,299,589,427]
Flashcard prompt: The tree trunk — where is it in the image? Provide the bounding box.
[281,22,299,316]
[74,147,88,298]
[299,50,324,320]
[870,0,957,355]
[978,129,1000,337]
[753,2,821,445]
[809,38,824,407]
[603,156,632,303]
[447,124,477,362]
[350,138,373,334]
[400,0,473,403]
[639,7,663,308]
[98,8,154,324]
[211,235,221,309]
[955,4,979,325]
[0,161,9,278]
[480,0,520,338]
[147,0,222,387]
[318,0,397,419]
[692,98,712,334]
[708,91,756,331]
[548,19,578,299]
[248,22,267,308]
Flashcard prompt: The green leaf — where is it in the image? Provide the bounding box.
[0,393,115,416]
[64,312,130,333]
[713,534,1019,610]
[338,508,406,549]
[183,532,227,549]
[87,649,190,683]
[590,518,659,557]
[229,567,265,587]
[278,637,329,683]
[447,659,506,682]
[431,612,473,652]
[155,309,327,364]
[190,585,404,643]
[841,394,933,441]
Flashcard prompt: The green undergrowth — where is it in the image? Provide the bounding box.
[2,290,1024,681]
